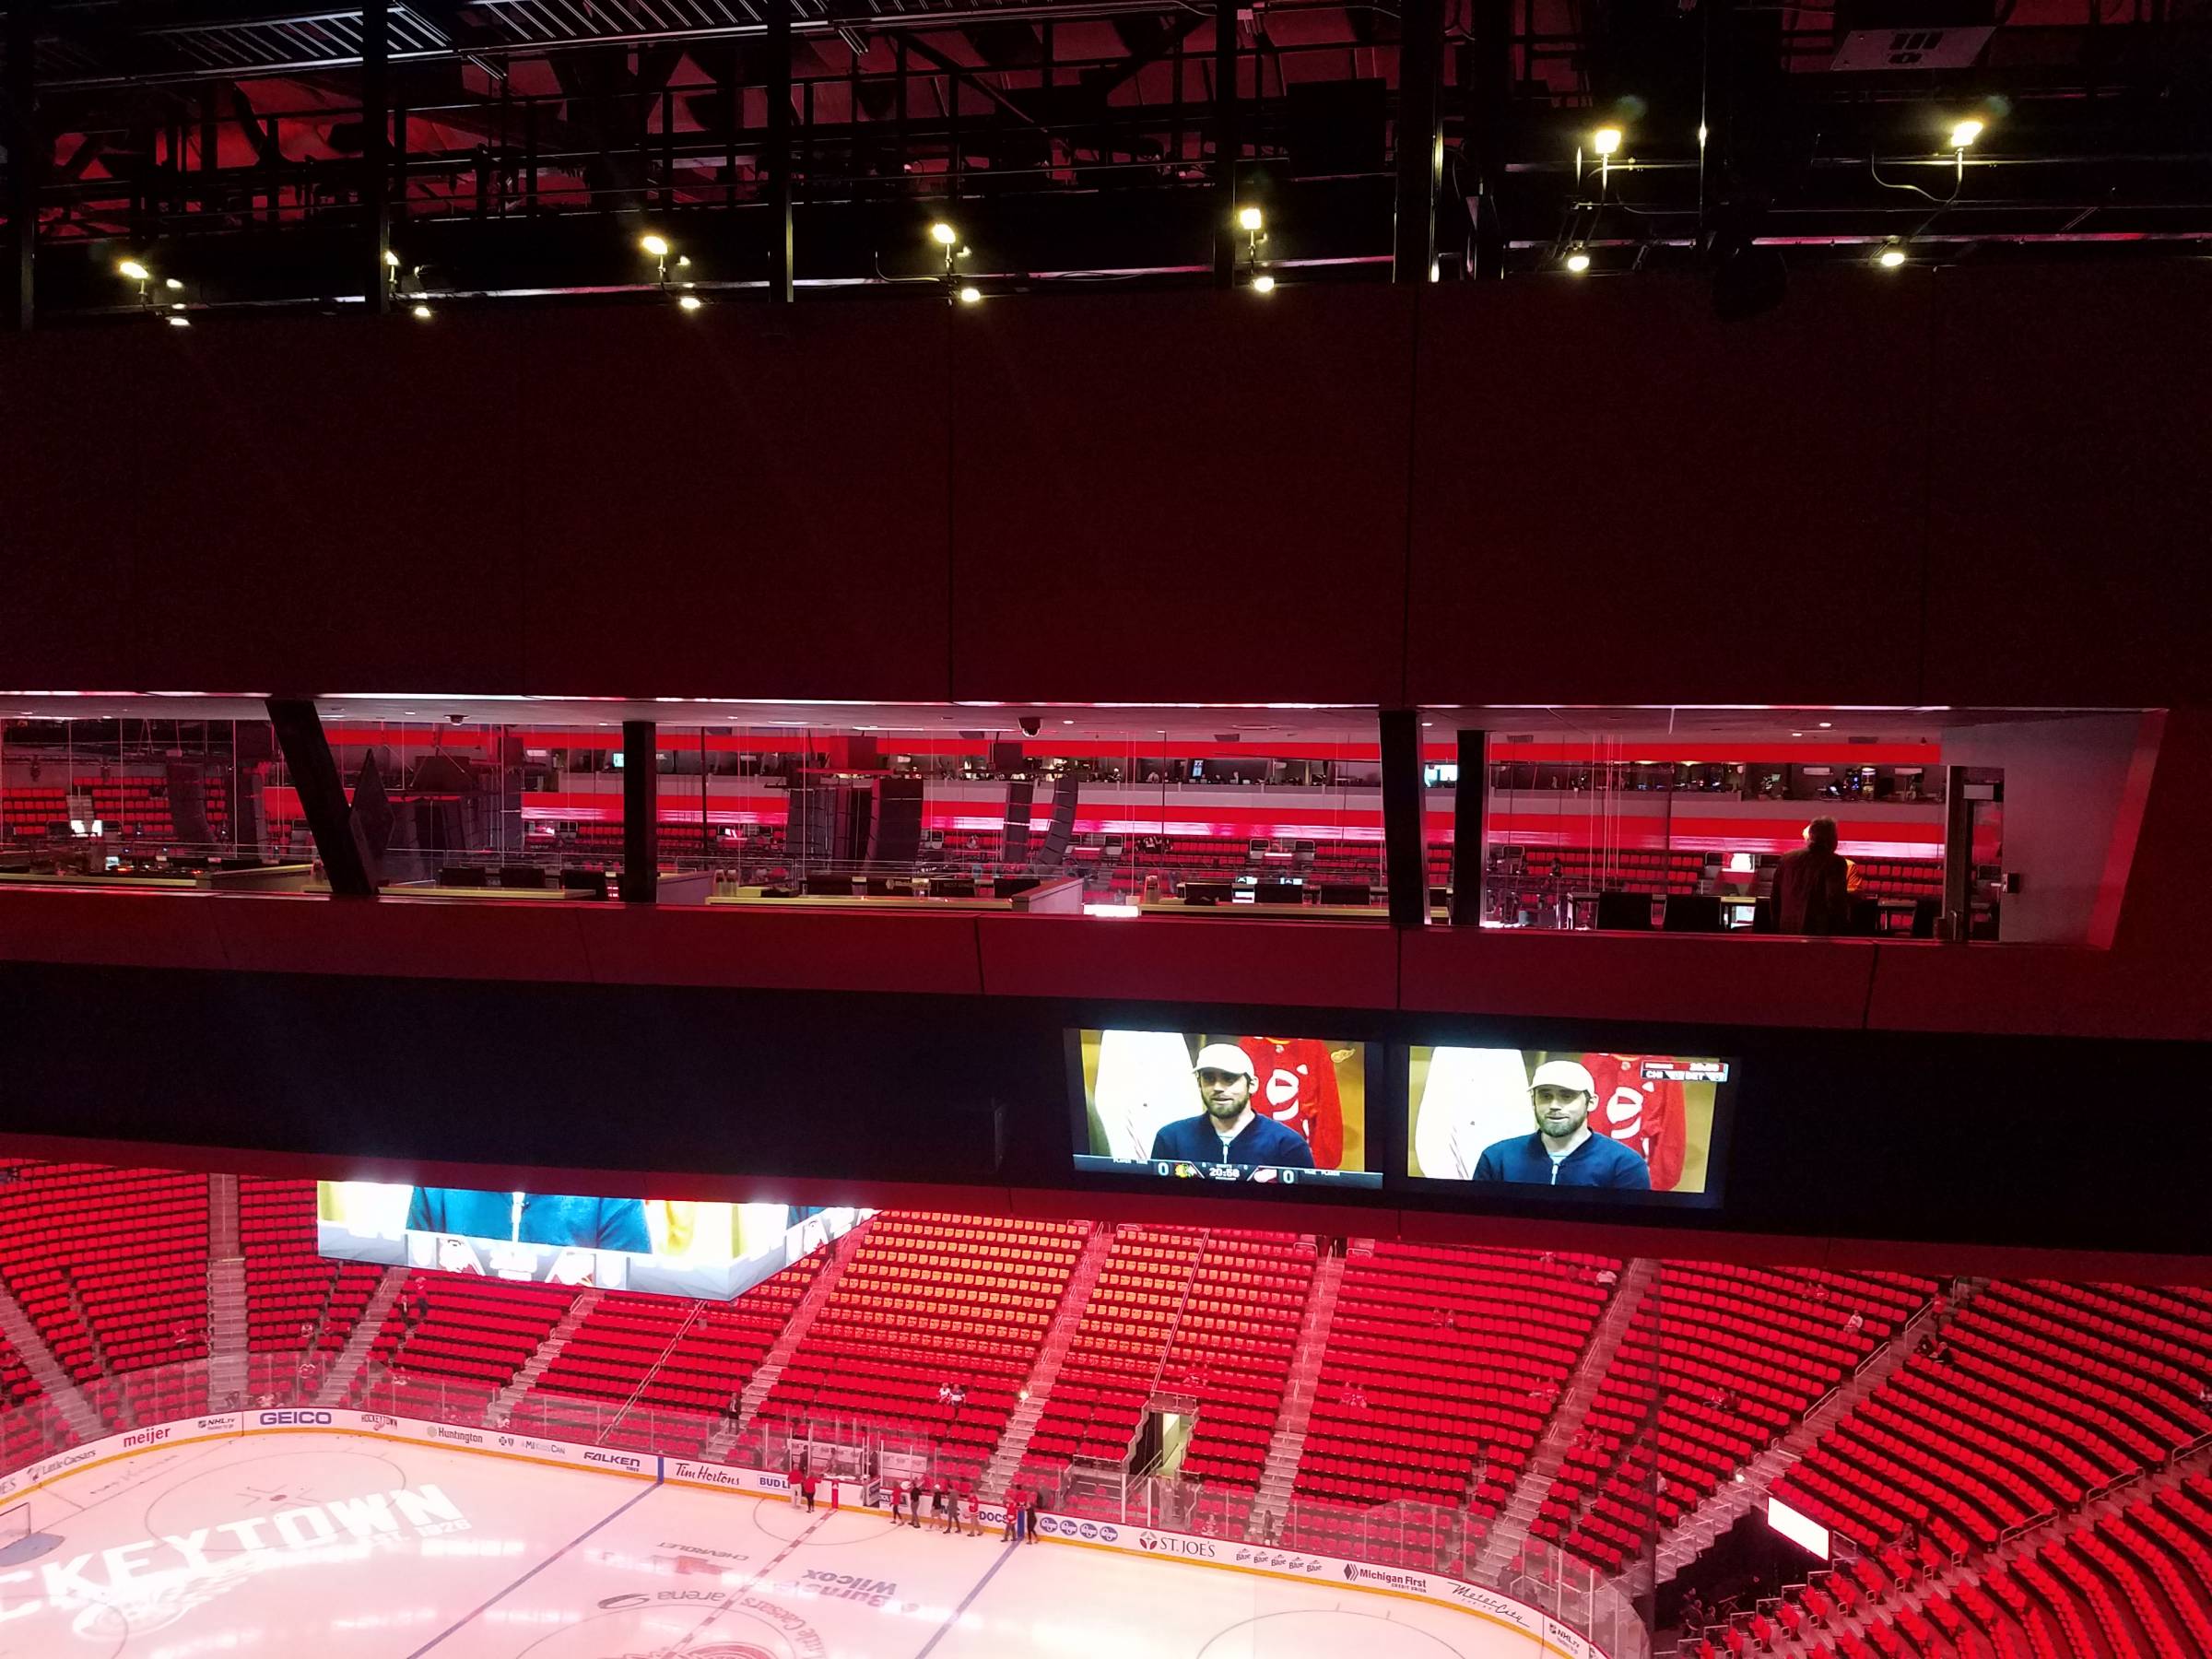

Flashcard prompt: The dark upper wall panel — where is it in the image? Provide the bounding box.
[0,318,529,694]
[1406,274,1935,709]
[945,288,1418,706]
[514,304,954,701]
[1924,265,2212,711]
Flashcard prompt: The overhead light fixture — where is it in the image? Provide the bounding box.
[164,277,183,291]
[1948,118,1983,149]
[929,221,959,246]
[677,294,703,312]
[957,285,982,304]
[1818,721,1833,728]
[118,259,151,283]
[1593,126,1623,157]
[639,233,671,259]
[1877,246,1907,268]
[165,314,190,328]
[382,249,401,268]
[1251,274,1276,294]
[411,303,432,320]
[1237,206,1264,232]
[1565,250,1592,274]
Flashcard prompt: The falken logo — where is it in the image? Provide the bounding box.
[583,1450,644,1470]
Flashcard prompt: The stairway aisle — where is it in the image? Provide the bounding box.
[1470,1256,1661,1584]
[0,1286,103,1439]
[312,1266,412,1407]
[1244,1246,1349,1540]
[981,1221,1114,1502]
[206,1172,249,1413]
[700,1216,877,1462]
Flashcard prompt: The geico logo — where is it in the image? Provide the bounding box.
[258,1411,334,1427]
[582,1450,643,1469]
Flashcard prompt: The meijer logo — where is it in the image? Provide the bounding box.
[259,1410,334,1427]
[121,1427,171,1449]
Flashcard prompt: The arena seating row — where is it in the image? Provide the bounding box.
[0,776,231,846]
[526,1265,818,1452]
[1024,1228,1312,1491]
[758,1215,1088,1484]
[348,1272,582,1418]
[1294,1244,1617,1525]
[241,1176,382,1355]
[1781,1468,2212,1659]
[1541,1266,1935,1572]
[0,1162,209,1381]
[1775,1283,2212,1560]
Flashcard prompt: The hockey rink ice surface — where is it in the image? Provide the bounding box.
[0,1432,1576,1658]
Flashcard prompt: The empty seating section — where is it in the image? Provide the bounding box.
[241,1176,381,1356]
[759,1216,1086,1483]
[1825,1470,2212,1659]
[0,1162,209,1381]
[525,1263,818,1452]
[351,1273,579,1418]
[1543,1266,1932,1572]
[0,1328,53,1470]
[1296,1246,1613,1524]
[1025,1226,1212,1473]
[1776,1283,2212,1561]
[1025,1228,1312,1493]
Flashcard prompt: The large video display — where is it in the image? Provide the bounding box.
[1070,1030,1381,1188]
[316,1182,868,1298]
[1407,1048,1732,1203]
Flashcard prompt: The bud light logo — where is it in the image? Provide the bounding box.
[259,1410,333,1427]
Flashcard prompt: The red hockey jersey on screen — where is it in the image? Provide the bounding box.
[1581,1053,1687,1192]
[1240,1036,1345,1171]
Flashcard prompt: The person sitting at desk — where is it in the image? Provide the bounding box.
[1147,1044,1317,1170]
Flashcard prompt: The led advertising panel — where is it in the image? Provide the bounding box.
[1070,1029,1381,1189]
[317,1183,868,1298]
[1407,1048,1732,1204]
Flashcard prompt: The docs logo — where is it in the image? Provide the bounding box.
[259,1410,333,1427]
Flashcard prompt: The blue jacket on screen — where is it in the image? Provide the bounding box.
[1149,1113,1316,1170]
[405,1188,653,1252]
[1472,1133,1653,1190]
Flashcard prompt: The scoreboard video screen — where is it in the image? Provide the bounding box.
[1406,1047,1733,1204]
[1069,1029,1382,1189]
[316,1182,869,1298]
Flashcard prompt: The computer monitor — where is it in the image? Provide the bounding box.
[1317,882,1371,906]
[1253,881,1304,905]
[1182,881,1234,905]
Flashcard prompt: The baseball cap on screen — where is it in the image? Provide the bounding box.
[1529,1059,1597,1096]
[1192,1042,1258,1078]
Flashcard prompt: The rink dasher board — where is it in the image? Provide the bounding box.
[0,1407,1613,1659]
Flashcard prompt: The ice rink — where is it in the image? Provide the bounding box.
[0,1432,1572,1658]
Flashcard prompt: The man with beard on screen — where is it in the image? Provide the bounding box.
[1473,1059,1653,1190]
[1148,1043,1317,1171]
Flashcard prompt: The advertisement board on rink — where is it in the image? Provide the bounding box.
[1027,1512,1607,1659]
